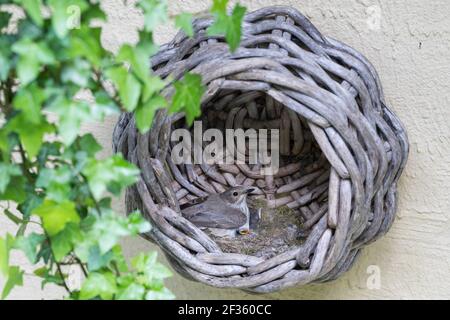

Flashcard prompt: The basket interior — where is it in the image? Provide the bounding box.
[170,89,331,257]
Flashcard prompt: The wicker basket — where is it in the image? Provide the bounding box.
[112,6,409,293]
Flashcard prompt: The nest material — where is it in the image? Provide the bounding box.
[113,6,409,293]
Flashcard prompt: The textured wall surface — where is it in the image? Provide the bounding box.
[1,0,450,299]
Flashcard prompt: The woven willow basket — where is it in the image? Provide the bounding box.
[113,6,409,293]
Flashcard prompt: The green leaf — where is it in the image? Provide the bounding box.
[106,67,141,112]
[48,97,91,146]
[0,163,21,193]
[142,75,166,102]
[0,235,13,276]
[68,26,103,67]
[117,283,145,300]
[86,245,114,271]
[145,287,175,300]
[73,212,150,271]
[33,267,65,289]
[48,0,88,38]
[14,233,45,264]
[9,116,54,158]
[36,166,72,202]
[32,199,80,236]
[0,176,27,203]
[82,154,140,200]
[12,39,56,85]
[132,251,172,283]
[80,272,117,300]
[226,5,246,52]
[91,211,150,254]
[208,0,246,52]
[170,73,205,125]
[0,47,11,81]
[1,266,24,300]
[117,42,157,83]
[15,54,40,86]
[18,193,43,218]
[78,134,102,157]
[211,0,227,12]
[0,11,12,30]
[50,223,81,261]
[139,0,168,32]
[12,84,46,124]
[61,59,91,87]
[175,13,194,37]
[18,0,44,26]
[135,95,167,133]
[33,266,47,278]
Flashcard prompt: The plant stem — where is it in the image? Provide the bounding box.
[75,257,88,278]
[45,232,72,294]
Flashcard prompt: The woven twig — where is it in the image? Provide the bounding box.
[113,6,409,293]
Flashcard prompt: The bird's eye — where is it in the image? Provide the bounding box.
[232,191,238,197]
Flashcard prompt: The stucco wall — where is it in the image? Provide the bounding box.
[1,0,450,299]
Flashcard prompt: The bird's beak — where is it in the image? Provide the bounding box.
[238,228,250,235]
[245,187,256,194]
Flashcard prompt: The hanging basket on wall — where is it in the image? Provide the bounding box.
[113,6,409,293]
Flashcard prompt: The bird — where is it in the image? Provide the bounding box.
[181,186,256,238]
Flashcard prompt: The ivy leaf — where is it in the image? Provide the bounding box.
[18,193,43,219]
[14,233,46,264]
[0,176,27,203]
[32,199,80,236]
[106,67,142,112]
[139,0,168,32]
[0,235,14,277]
[48,0,88,38]
[117,44,150,85]
[12,39,56,86]
[175,13,194,37]
[78,134,102,157]
[16,56,39,86]
[142,75,167,102]
[69,26,103,67]
[12,84,46,125]
[7,114,54,158]
[50,223,82,261]
[91,211,150,254]
[0,46,11,81]
[61,59,91,87]
[117,283,145,300]
[47,97,91,146]
[208,0,246,52]
[133,252,172,283]
[0,11,12,30]
[86,245,114,272]
[135,95,167,133]
[17,0,44,27]
[33,267,65,290]
[1,266,24,300]
[82,154,140,200]
[0,163,21,193]
[145,287,175,300]
[80,272,117,300]
[170,73,204,125]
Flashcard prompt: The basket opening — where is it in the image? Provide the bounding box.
[170,89,331,258]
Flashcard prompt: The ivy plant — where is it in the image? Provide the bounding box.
[0,0,245,300]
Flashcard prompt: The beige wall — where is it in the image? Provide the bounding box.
[1,0,450,299]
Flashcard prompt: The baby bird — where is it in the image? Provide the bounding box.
[181,186,255,238]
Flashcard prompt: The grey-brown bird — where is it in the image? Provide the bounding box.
[181,186,255,238]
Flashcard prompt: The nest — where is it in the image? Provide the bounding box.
[113,6,409,293]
